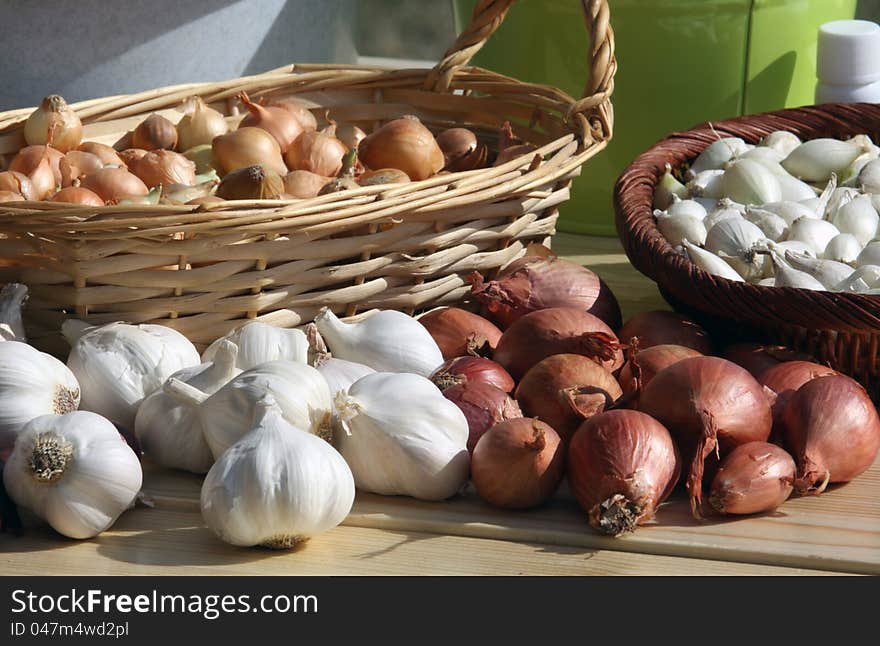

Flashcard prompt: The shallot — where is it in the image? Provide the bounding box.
[443,382,522,453]
[617,310,712,354]
[709,442,795,515]
[430,356,514,393]
[417,307,502,359]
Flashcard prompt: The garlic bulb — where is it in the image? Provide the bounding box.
[653,164,688,209]
[743,207,789,241]
[201,399,354,549]
[721,159,782,205]
[667,197,707,220]
[655,209,707,247]
[686,169,725,198]
[681,239,745,282]
[781,138,866,182]
[335,372,469,500]
[760,131,801,157]
[165,359,333,459]
[859,159,880,193]
[825,187,861,221]
[770,254,825,290]
[315,356,375,424]
[0,341,80,455]
[783,251,854,290]
[0,283,27,342]
[703,203,743,230]
[201,321,311,370]
[705,218,766,280]
[135,340,241,474]
[314,308,444,376]
[689,137,751,175]
[831,195,879,246]
[63,321,200,430]
[788,218,840,256]
[3,411,142,539]
[824,234,862,265]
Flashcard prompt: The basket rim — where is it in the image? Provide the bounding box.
[614,101,880,333]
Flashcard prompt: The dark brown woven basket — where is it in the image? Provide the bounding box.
[614,103,880,390]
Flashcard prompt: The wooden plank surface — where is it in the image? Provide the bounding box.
[3,233,877,575]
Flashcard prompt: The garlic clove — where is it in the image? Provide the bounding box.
[681,239,745,282]
[743,207,789,241]
[689,137,751,175]
[770,254,826,290]
[314,308,444,377]
[705,218,767,280]
[781,138,866,182]
[201,398,354,549]
[315,357,375,425]
[201,321,311,370]
[783,250,854,290]
[0,283,27,343]
[3,410,142,539]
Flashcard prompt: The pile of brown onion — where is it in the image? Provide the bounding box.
[2,94,536,207]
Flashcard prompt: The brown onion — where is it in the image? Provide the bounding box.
[269,98,318,131]
[516,354,622,443]
[758,361,837,431]
[471,418,564,509]
[284,126,348,177]
[118,148,149,167]
[618,310,712,354]
[722,343,816,380]
[282,170,332,198]
[77,142,126,167]
[212,127,287,177]
[216,165,284,200]
[0,171,36,201]
[23,95,82,152]
[9,145,64,185]
[132,113,178,151]
[177,96,228,151]
[49,186,104,206]
[436,127,487,171]
[430,356,515,393]
[239,91,303,153]
[60,150,104,186]
[128,150,197,188]
[334,123,366,150]
[443,382,523,454]
[568,410,680,536]
[709,442,795,515]
[80,168,149,202]
[0,191,23,202]
[358,168,411,186]
[418,307,502,359]
[618,343,703,397]
[25,154,56,200]
[782,375,880,494]
[358,116,444,181]
[494,307,623,380]
[639,356,772,517]
[469,253,622,331]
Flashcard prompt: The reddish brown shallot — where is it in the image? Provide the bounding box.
[617,310,712,354]
[709,442,795,515]
[442,382,523,454]
[430,356,514,393]
[617,341,703,397]
[418,307,502,359]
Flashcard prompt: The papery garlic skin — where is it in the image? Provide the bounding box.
[3,411,142,539]
[63,321,200,431]
[166,360,333,459]
[0,283,27,342]
[201,400,354,549]
[335,372,469,500]
[315,357,375,424]
[0,341,80,455]
[314,308,444,376]
[135,340,241,473]
[201,321,310,370]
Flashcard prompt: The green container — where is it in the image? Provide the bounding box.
[453,0,857,236]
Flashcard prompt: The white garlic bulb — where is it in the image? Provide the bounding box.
[859,159,880,193]
[783,251,854,290]
[64,321,200,430]
[721,159,782,205]
[782,138,866,182]
[824,234,862,265]
[770,254,825,290]
[165,359,333,459]
[335,372,469,500]
[760,131,801,157]
[135,340,241,474]
[689,137,751,175]
[0,341,80,456]
[314,308,444,376]
[315,356,375,424]
[686,169,725,198]
[743,207,789,242]
[655,210,707,247]
[681,239,745,282]
[667,197,707,220]
[201,398,354,549]
[831,194,879,246]
[760,201,819,225]
[3,411,142,539]
[776,174,820,202]
[788,218,840,256]
[201,321,311,370]
[704,218,766,280]
[0,283,27,342]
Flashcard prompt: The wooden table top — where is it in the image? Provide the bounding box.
[2,232,877,576]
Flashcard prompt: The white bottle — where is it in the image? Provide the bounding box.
[815,20,880,104]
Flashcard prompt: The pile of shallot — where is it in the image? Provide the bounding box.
[0,92,535,207]
[653,131,880,292]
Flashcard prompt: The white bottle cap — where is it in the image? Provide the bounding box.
[816,79,880,104]
[817,20,880,85]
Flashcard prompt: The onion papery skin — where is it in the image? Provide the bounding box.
[9,145,64,185]
[618,344,703,397]
[758,361,838,433]
[493,307,623,381]
[638,356,772,518]
[418,307,502,359]
[50,187,104,206]
[471,418,564,509]
[357,116,444,181]
[709,442,795,515]
[239,91,304,153]
[568,410,680,536]
[442,382,523,454]
[782,375,880,494]
[469,256,622,331]
[516,354,622,443]
[430,356,515,393]
[617,310,712,354]
[80,168,149,202]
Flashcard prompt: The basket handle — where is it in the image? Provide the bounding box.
[425,0,615,135]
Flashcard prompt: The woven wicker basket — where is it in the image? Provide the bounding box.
[614,102,880,390]
[0,0,615,355]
